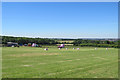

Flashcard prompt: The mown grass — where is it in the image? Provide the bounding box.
[2,46,118,78]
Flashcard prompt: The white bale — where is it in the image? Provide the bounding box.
[95,48,97,50]
[106,48,108,50]
[44,48,48,51]
[12,45,14,47]
[73,48,75,50]
[77,48,79,50]
[59,48,61,50]
[66,48,68,50]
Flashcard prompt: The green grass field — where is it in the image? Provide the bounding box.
[2,46,118,78]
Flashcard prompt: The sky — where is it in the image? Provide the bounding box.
[1,0,120,2]
[2,2,118,38]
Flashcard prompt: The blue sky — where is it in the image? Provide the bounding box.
[2,2,118,38]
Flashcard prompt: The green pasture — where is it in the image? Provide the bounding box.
[2,46,118,78]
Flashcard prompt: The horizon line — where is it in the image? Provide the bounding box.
[1,35,118,39]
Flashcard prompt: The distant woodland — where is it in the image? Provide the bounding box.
[1,36,120,48]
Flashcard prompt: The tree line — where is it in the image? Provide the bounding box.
[1,36,120,48]
[72,39,119,48]
[2,36,58,45]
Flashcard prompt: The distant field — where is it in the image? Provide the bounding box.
[56,44,73,46]
[56,40,74,43]
[2,46,118,78]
